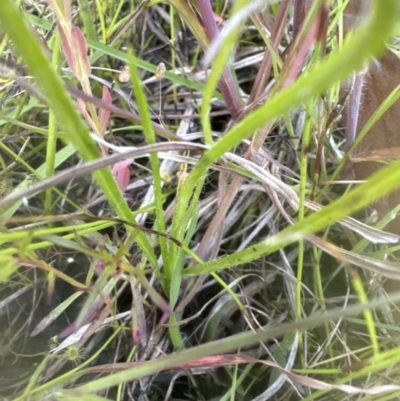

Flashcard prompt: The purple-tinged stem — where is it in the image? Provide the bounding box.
[293,0,306,39]
[346,71,365,149]
[196,0,242,118]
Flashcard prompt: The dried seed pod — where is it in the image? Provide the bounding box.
[155,62,165,80]
[118,65,130,83]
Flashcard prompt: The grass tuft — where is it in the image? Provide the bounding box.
[1,1,400,400]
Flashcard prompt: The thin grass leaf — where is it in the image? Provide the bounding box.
[57,292,400,396]
[126,50,170,288]
[30,291,84,337]
[0,0,158,267]
[17,257,90,290]
[174,0,399,245]
[24,11,223,98]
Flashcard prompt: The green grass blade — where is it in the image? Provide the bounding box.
[126,50,170,285]
[23,12,223,99]
[57,292,400,396]
[173,0,399,242]
[0,0,157,267]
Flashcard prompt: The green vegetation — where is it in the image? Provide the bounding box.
[1,0,400,400]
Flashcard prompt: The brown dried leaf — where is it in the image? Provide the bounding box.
[351,147,400,163]
[349,51,400,231]
[311,236,400,280]
[130,278,147,346]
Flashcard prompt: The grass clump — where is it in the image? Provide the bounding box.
[1,0,400,400]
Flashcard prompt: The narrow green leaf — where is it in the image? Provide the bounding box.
[0,256,18,282]
[0,0,157,267]
[23,12,223,99]
[174,0,400,247]
[58,292,400,396]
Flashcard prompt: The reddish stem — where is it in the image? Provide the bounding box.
[196,0,242,118]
